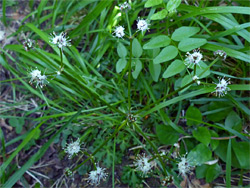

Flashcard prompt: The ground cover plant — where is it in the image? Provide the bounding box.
[0,0,250,187]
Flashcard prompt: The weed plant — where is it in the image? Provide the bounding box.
[0,0,250,187]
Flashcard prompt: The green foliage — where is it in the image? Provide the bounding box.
[186,106,202,126]
[156,125,179,145]
[0,0,249,187]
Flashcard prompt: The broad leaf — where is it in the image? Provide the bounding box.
[162,59,185,78]
[192,127,211,146]
[153,45,178,64]
[132,38,142,58]
[178,38,207,52]
[143,35,171,49]
[156,125,180,145]
[172,26,200,41]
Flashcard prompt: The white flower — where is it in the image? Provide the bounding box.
[29,69,48,88]
[184,49,203,67]
[214,50,227,60]
[119,2,131,11]
[134,153,153,176]
[37,74,48,88]
[30,69,41,83]
[113,26,125,38]
[87,165,108,185]
[192,75,201,85]
[64,138,82,159]
[212,77,231,97]
[23,39,34,51]
[137,19,150,33]
[50,32,71,49]
[178,155,192,177]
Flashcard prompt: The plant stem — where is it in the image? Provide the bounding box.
[125,12,132,37]
[72,120,128,171]
[59,48,63,72]
[128,37,133,113]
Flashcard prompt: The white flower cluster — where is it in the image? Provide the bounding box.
[87,165,108,186]
[213,77,231,97]
[192,75,201,85]
[119,2,131,11]
[113,26,125,38]
[134,153,153,176]
[23,39,34,51]
[214,50,227,60]
[137,19,150,33]
[178,155,192,177]
[29,69,48,88]
[185,49,203,67]
[50,32,71,49]
[63,138,82,159]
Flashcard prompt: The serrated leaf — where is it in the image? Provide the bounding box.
[132,59,142,79]
[149,61,161,82]
[156,125,180,145]
[188,143,212,166]
[117,42,127,57]
[143,35,171,49]
[162,59,185,78]
[192,127,211,146]
[166,0,181,11]
[116,58,127,73]
[145,0,162,8]
[172,26,200,41]
[150,9,168,20]
[178,38,207,52]
[132,38,142,58]
[186,106,202,126]
[153,45,178,64]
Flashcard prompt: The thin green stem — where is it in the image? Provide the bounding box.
[72,120,128,171]
[125,12,132,37]
[59,48,63,71]
[198,57,219,77]
[128,38,133,112]
[194,64,197,76]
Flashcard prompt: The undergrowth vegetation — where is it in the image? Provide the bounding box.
[0,0,250,187]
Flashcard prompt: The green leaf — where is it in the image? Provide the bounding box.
[186,106,202,126]
[180,74,192,93]
[226,139,231,187]
[156,125,180,145]
[117,43,127,58]
[132,59,142,79]
[188,143,212,166]
[171,26,200,41]
[116,58,127,73]
[166,0,181,11]
[145,0,162,8]
[203,43,250,63]
[206,164,221,183]
[132,38,142,58]
[162,59,185,78]
[207,102,232,122]
[150,9,168,20]
[232,140,250,169]
[143,35,171,49]
[225,111,242,132]
[178,38,207,52]
[9,118,25,134]
[149,61,161,82]
[210,130,219,151]
[69,1,112,37]
[195,164,208,179]
[192,127,211,146]
[153,45,178,64]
